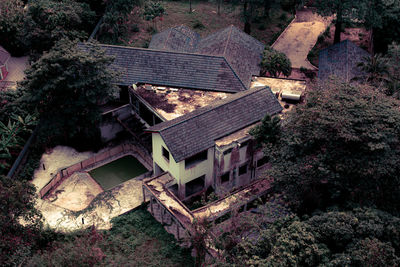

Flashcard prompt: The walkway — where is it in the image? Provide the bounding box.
[272,9,332,69]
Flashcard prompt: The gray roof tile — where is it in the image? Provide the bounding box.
[318,40,371,82]
[147,86,282,162]
[78,43,247,93]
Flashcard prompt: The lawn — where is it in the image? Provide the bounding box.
[109,1,294,47]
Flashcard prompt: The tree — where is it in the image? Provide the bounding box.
[217,207,400,266]
[143,1,166,31]
[385,42,400,97]
[0,0,26,55]
[20,40,119,147]
[260,46,292,77]
[23,0,96,55]
[358,0,400,52]
[313,0,358,44]
[99,0,142,44]
[257,80,400,215]
[356,53,389,87]
[0,175,42,266]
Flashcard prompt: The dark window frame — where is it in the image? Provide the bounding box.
[220,172,230,184]
[185,150,208,169]
[239,163,248,176]
[162,146,170,162]
[257,156,269,168]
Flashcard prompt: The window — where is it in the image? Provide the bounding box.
[240,140,250,148]
[239,164,248,176]
[185,150,208,169]
[162,146,170,162]
[221,172,230,183]
[257,156,269,167]
[223,147,233,155]
[185,175,205,197]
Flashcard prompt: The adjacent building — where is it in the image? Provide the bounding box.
[318,40,371,82]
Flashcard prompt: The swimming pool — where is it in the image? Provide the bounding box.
[89,155,148,190]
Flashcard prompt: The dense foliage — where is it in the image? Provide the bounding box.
[20,40,119,148]
[252,80,400,215]
[27,209,194,266]
[260,46,292,77]
[218,207,400,266]
[0,0,26,55]
[0,175,43,266]
[23,0,96,56]
[99,0,141,44]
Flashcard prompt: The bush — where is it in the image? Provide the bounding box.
[131,24,140,32]
[192,20,205,30]
[258,24,267,31]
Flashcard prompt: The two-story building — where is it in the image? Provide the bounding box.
[146,86,282,200]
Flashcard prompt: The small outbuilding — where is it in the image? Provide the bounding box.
[0,46,11,80]
[318,40,370,82]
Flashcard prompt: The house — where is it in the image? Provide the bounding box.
[146,86,282,200]
[150,25,265,88]
[318,40,371,82]
[0,46,10,81]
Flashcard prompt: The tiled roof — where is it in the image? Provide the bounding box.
[197,25,265,87]
[149,25,201,53]
[318,40,371,82]
[78,43,247,93]
[147,86,282,162]
[0,46,10,66]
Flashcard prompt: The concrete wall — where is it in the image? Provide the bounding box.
[100,104,131,142]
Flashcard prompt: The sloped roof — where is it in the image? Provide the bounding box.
[197,25,265,87]
[78,43,247,93]
[147,86,282,162]
[318,40,371,82]
[0,46,10,66]
[149,25,265,88]
[149,25,201,53]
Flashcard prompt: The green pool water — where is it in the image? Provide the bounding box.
[89,155,148,190]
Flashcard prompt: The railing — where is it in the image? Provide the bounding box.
[39,143,152,198]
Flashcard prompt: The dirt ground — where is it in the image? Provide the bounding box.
[32,146,147,232]
[272,8,332,69]
[124,1,293,47]
[48,172,103,212]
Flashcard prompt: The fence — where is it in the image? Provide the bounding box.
[39,143,152,198]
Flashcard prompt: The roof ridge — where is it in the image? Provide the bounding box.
[151,87,268,132]
[85,42,231,60]
[164,29,173,50]
[223,25,234,56]
[222,57,248,89]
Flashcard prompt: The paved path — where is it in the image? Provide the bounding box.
[272,9,331,69]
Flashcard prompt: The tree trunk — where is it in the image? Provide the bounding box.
[243,0,251,34]
[189,0,192,13]
[264,0,271,18]
[334,8,343,44]
[218,0,221,15]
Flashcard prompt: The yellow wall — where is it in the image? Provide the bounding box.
[152,133,215,194]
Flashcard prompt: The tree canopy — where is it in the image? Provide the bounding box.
[260,46,292,77]
[0,0,26,55]
[218,207,400,266]
[20,40,119,147]
[252,80,400,215]
[23,0,96,55]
